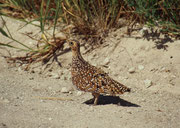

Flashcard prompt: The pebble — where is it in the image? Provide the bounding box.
[138,65,144,70]
[67,74,72,80]
[128,67,135,73]
[55,32,67,40]
[61,87,73,93]
[61,76,67,80]
[29,41,33,45]
[123,76,129,80]
[171,75,176,78]
[51,74,60,79]
[29,77,34,80]
[141,99,146,102]
[30,68,41,74]
[113,33,117,37]
[48,87,52,90]
[113,72,119,77]
[32,21,40,26]
[145,46,150,51]
[126,109,132,114]
[103,58,110,65]
[92,53,97,57]
[140,27,149,36]
[93,63,97,67]
[144,79,152,88]
[18,67,23,72]
[40,100,45,102]
[76,91,84,96]
[48,117,53,121]
[48,73,60,79]
[61,87,69,93]
[160,67,166,72]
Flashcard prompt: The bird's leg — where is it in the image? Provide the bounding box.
[92,93,100,105]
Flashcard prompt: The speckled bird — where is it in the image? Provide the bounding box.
[69,40,130,105]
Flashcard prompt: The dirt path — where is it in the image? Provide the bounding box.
[0,17,180,128]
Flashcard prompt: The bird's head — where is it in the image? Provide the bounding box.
[68,40,81,56]
[68,40,80,51]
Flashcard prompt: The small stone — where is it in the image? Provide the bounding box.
[30,70,35,73]
[48,117,53,121]
[31,68,41,74]
[67,74,72,80]
[29,77,34,80]
[76,91,84,96]
[40,100,45,102]
[113,72,119,77]
[69,91,73,94]
[141,99,146,102]
[61,87,73,93]
[171,75,176,78]
[18,67,22,72]
[160,67,166,72]
[32,21,40,25]
[128,67,135,73]
[126,109,132,114]
[49,73,60,79]
[48,87,52,90]
[62,76,67,80]
[52,74,60,79]
[145,46,150,51]
[144,79,152,88]
[103,58,110,65]
[61,87,69,93]
[140,27,149,36]
[138,65,144,70]
[55,32,67,40]
[123,76,128,80]
[113,33,117,37]
[29,41,33,45]
[93,53,97,57]
[94,63,97,67]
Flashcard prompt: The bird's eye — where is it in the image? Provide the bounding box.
[69,42,74,46]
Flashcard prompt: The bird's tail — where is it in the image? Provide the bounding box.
[124,85,131,92]
[112,80,131,94]
[119,84,131,93]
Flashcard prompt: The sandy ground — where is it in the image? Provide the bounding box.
[0,17,180,128]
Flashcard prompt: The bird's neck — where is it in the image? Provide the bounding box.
[72,50,87,64]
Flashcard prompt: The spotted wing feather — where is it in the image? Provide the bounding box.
[92,67,131,94]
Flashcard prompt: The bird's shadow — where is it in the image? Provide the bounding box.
[84,95,140,107]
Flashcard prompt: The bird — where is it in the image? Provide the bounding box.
[69,40,130,105]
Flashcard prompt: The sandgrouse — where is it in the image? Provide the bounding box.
[69,40,130,105]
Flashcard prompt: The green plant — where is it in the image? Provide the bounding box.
[0,16,33,51]
[0,0,66,67]
[125,0,180,36]
[0,0,179,67]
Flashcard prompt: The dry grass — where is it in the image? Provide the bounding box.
[0,0,179,67]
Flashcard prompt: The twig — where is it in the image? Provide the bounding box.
[35,96,73,101]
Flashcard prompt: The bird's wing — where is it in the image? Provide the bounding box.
[91,66,130,94]
[93,67,108,77]
[89,67,112,93]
